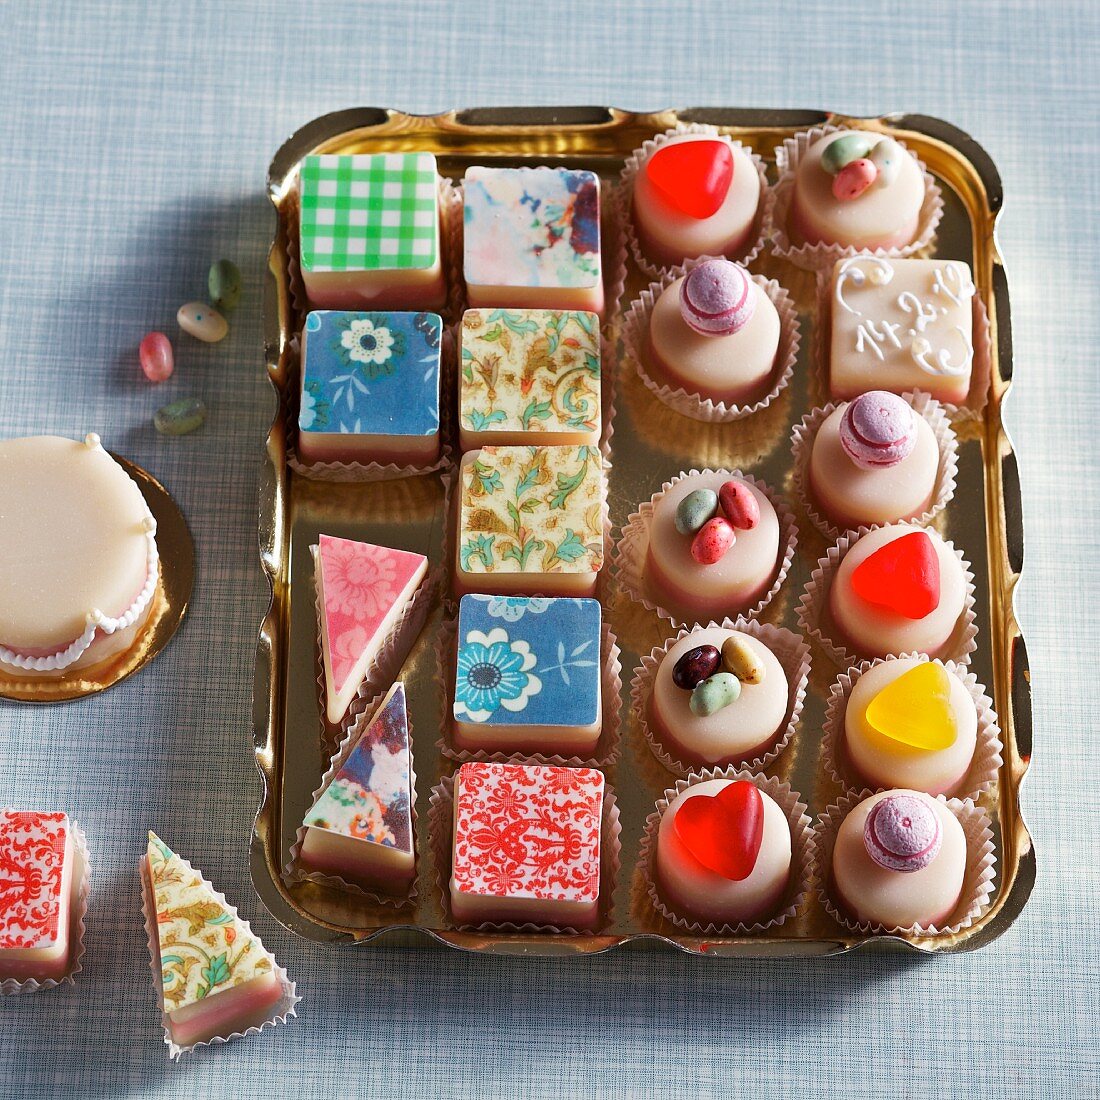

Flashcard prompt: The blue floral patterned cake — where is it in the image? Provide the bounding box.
[451,594,603,756]
[297,309,442,466]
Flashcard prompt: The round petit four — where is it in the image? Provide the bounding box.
[790,131,925,251]
[807,392,942,531]
[830,789,966,929]
[644,472,783,622]
[656,778,791,927]
[842,658,978,796]
[828,523,967,659]
[643,262,781,407]
[631,133,762,269]
[0,434,159,678]
[649,627,789,768]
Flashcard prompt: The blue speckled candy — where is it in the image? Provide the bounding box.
[154,397,206,436]
[821,133,876,176]
[674,488,719,535]
[689,672,741,716]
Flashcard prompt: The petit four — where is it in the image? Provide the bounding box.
[790,131,925,251]
[0,810,82,984]
[454,445,605,597]
[459,308,601,451]
[648,627,789,769]
[842,658,978,796]
[298,153,444,310]
[830,790,965,929]
[655,778,791,927]
[807,392,941,531]
[828,524,968,659]
[829,257,976,405]
[449,761,605,930]
[0,434,159,678]
[631,133,762,268]
[644,472,782,621]
[298,310,442,466]
[314,534,428,725]
[643,260,781,407]
[452,594,602,756]
[463,167,603,314]
[298,682,416,895]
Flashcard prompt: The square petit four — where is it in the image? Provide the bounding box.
[452,594,602,755]
[453,445,606,597]
[298,153,445,310]
[463,167,603,314]
[449,761,605,929]
[0,810,80,983]
[314,534,428,725]
[298,310,442,465]
[299,682,416,895]
[144,833,288,1050]
[829,257,975,405]
[458,308,601,451]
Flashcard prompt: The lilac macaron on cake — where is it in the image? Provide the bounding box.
[807,391,940,532]
[643,259,781,406]
[830,789,966,929]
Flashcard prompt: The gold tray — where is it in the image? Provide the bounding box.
[251,107,1033,956]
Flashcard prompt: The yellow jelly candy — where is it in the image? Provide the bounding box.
[864,662,957,751]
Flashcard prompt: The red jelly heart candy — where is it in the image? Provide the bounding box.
[672,780,764,881]
[850,530,941,619]
[645,140,734,220]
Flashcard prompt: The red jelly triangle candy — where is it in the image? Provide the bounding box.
[645,140,734,219]
[850,530,941,619]
[672,780,763,881]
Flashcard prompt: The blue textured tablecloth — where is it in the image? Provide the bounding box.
[1,2,1096,1096]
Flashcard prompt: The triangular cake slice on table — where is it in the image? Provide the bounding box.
[298,681,416,896]
[143,833,288,1051]
[314,534,428,726]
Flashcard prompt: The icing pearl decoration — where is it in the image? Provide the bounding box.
[691,516,736,565]
[679,259,756,337]
[154,397,207,436]
[672,645,721,690]
[689,672,741,717]
[139,332,174,383]
[177,301,228,343]
[718,479,760,530]
[863,794,943,873]
[839,391,918,469]
[720,635,766,685]
[870,138,904,188]
[208,259,242,311]
[833,158,878,202]
[674,488,719,535]
[821,133,876,175]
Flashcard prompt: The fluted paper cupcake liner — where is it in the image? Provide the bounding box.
[140,850,299,1059]
[814,789,996,937]
[790,392,959,541]
[796,526,978,669]
[621,257,801,423]
[428,773,621,935]
[434,615,623,768]
[820,656,1003,801]
[613,469,798,628]
[768,125,944,271]
[813,266,993,422]
[638,768,814,936]
[285,687,419,908]
[630,618,810,777]
[1,819,90,995]
[619,124,769,281]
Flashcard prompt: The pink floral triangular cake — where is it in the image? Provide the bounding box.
[314,534,428,725]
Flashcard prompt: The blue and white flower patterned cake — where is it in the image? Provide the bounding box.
[297,309,442,466]
[451,594,603,755]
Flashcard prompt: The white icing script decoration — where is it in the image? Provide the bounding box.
[910,326,973,377]
[897,291,940,333]
[834,256,894,315]
[932,263,976,307]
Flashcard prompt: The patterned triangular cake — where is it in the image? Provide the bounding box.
[315,534,428,725]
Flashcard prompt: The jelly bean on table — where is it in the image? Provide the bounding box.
[155,397,206,436]
[139,332,174,383]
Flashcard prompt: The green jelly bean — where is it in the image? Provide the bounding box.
[821,133,876,176]
[674,488,719,536]
[689,672,742,717]
[208,259,242,311]
[155,397,207,436]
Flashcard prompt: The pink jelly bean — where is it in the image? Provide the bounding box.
[832,158,877,202]
[718,479,760,530]
[691,516,736,565]
[139,332,174,383]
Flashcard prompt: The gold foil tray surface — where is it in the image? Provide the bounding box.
[252,108,1033,957]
